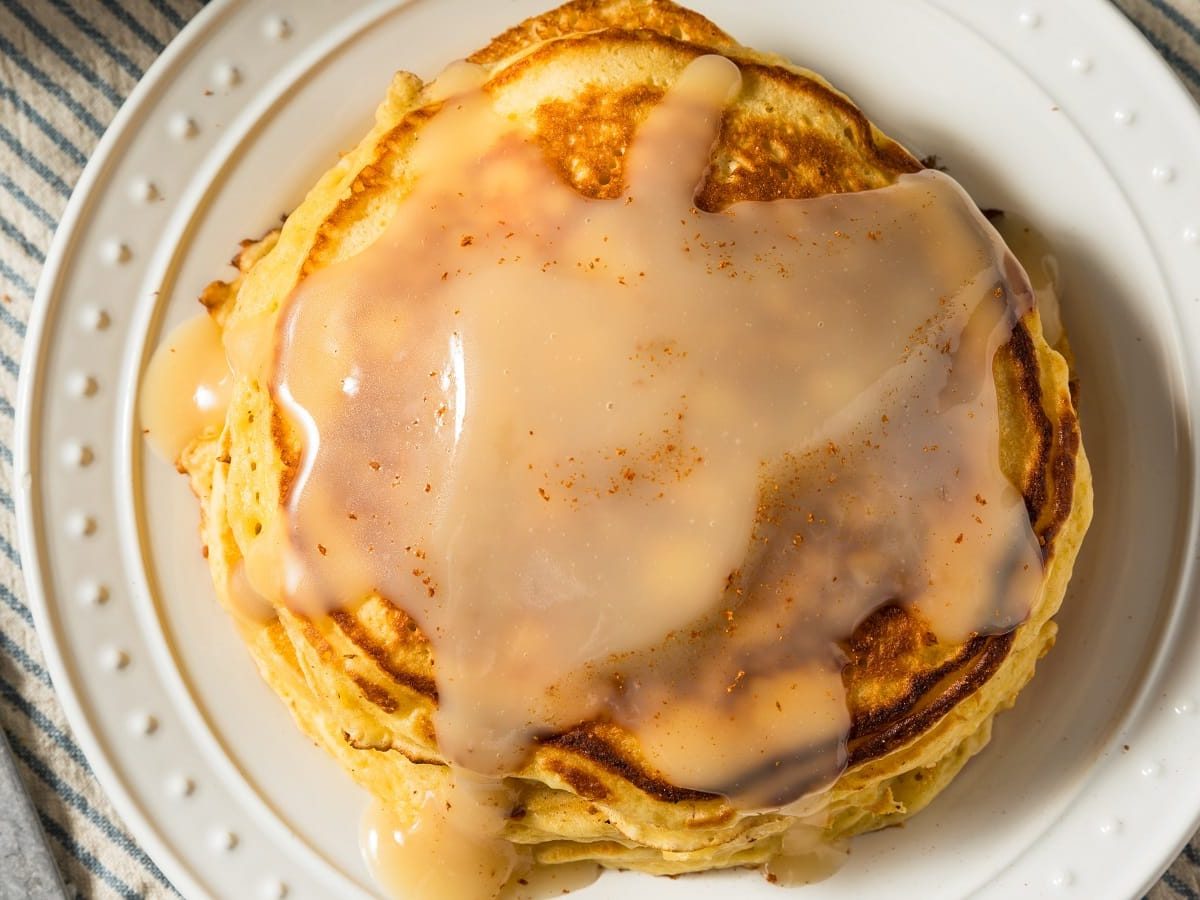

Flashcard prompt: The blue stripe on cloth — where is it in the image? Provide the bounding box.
[0,82,89,169]
[0,532,24,568]
[0,32,107,136]
[0,615,173,889]
[1185,842,1200,868]
[1121,11,1200,89]
[0,441,13,465]
[0,394,15,419]
[0,121,76,199]
[0,172,58,231]
[146,0,188,33]
[0,0,126,107]
[1146,0,1200,45]
[4,727,175,891]
[0,687,177,895]
[0,304,26,344]
[37,812,143,900]
[42,0,146,81]
[0,484,15,514]
[0,257,36,302]
[0,214,47,265]
[0,678,90,771]
[0,630,50,686]
[1163,870,1200,900]
[0,583,34,629]
[96,0,165,55]
[0,348,20,377]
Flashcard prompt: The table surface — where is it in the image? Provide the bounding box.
[1,1,1199,898]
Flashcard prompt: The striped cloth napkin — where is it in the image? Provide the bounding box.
[0,1,1197,898]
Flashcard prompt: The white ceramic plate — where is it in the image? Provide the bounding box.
[16,0,1200,897]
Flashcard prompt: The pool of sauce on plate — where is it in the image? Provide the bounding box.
[140,312,231,462]
[360,775,524,900]
[140,54,1062,900]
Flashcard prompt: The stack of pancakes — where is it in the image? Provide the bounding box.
[180,0,1092,877]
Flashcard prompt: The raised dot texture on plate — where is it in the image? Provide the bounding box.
[1069,55,1092,73]
[1173,699,1196,715]
[1184,226,1198,244]
[260,879,288,900]
[168,114,199,140]
[77,306,110,331]
[66,513,95,538]
[129,178,159,203]
[102,647,130,671]
[65,372,97,397]
[131,713,158,736]
[100,240,130,265]
[211,829,238,852]
[263,15,291,41]
[1099,818,1123,835]
[1112,108,1136,126]
[1049,870,1075,888]
[60,442,94,468]
[167,775,195,798]
[213,61,241,89]
[1017,10,1041,27]
[1141,760,1165,778]
[1151,165,1175,184]
[74,581,108,607]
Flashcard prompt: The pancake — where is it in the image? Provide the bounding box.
[170,0,1091,887]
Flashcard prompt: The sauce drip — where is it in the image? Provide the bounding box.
[271,54,1043,806]
[763,824,848,887]
[992,212,1063,347]
[140,313,232,461]
[362,776,522,900]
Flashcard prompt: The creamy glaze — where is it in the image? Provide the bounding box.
[140,52,1056,899]
[225,560,276,628]
[500,861,601,899]
[140,313,232,462]
[271,53,1043,807]
[362,775,522,900]
[992,212,1063,347]
[763,824,848,887]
